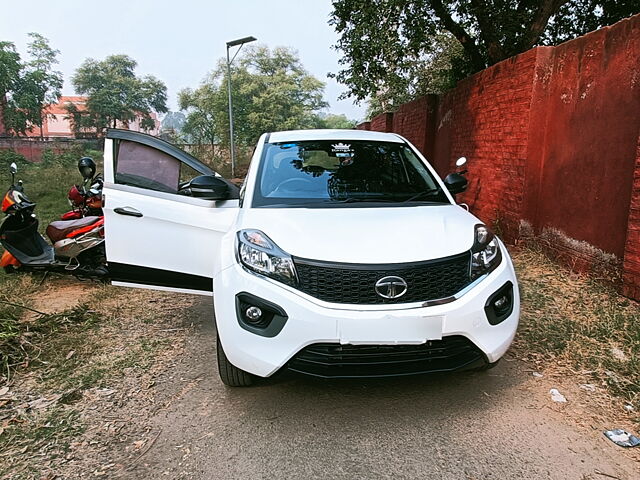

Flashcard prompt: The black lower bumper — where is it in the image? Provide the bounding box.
[287,335,487,379]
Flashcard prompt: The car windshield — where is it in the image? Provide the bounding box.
[252,140,450,207]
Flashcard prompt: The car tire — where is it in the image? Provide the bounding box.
[216,336,254,387]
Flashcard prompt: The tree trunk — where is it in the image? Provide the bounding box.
[518,0,570,51]
[0,92,7,136]
[431,0,487,71]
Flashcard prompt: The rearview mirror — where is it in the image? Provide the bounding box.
[181,175,229,200]
[9,163,17,174]
[444,173,468,195]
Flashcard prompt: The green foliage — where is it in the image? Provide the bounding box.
[179,46,328,147]
[0,149,26,170]
[544,0,640,43]
[0,146,97,230]
[69,54,167,135]
[330,0,639,111]
[0,41,28,134]
[22,33,63,136]
[0,41,21,98]
[0,34,62,136]
[315,113,358,129]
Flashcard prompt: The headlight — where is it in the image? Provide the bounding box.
[237,229,297,286]
[470,224,502,280]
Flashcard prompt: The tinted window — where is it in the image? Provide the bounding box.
[115,140,180,193]
[253,140,449,207]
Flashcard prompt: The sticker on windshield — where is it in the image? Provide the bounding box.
[331,143,352,153]
[332,143,355,165]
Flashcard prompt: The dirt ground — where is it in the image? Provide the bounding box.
[1,279,639,479]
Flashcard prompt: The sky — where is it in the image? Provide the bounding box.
[0,0,367,121]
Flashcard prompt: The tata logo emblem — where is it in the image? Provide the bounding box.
[375,276,408,299]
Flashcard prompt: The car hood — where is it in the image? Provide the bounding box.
[239,205,479,264]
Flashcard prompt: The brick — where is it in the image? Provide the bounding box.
[371,14,640,300]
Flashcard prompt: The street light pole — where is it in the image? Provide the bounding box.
[226,35,257,178]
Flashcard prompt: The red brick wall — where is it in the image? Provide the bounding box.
[623,139,640,298]
[0,138,77,162]
[369,112,393,132]
[433,49,539,241]
[391,95,438,159]
[523,17,640,260]
[358,14,640,298]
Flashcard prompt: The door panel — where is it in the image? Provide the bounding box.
[104,184,237,292]
[103,130,238,293]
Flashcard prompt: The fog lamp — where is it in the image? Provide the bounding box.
[245,306,263,322]
[494,296,508,310]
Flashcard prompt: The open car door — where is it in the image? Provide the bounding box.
[103,129,239,295]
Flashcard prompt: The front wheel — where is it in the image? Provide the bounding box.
[216,336,254,387]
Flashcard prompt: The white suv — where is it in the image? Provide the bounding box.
[102,128,520,386]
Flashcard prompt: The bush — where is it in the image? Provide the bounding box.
[0,149,27,171]
[40,144,86,167]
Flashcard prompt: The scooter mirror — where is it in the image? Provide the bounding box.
[9,163,17,174]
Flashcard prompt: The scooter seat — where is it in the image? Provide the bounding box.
[46,216,102,243]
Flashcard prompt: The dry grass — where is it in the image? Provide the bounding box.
[512,247,639,408]
[0,285,198,479]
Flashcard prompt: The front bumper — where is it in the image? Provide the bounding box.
[213,246,520,378]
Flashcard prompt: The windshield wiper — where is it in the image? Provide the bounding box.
[332,197,392,203]
[403,189,441,202]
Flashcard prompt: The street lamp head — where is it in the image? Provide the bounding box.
[226,36,257,48]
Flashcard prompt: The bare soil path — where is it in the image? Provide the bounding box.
[2,284,638,479]
[123,298,638,480]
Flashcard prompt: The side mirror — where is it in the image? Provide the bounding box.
[9,163,17,175]
[444,172,468,195]
[181,175,229,200]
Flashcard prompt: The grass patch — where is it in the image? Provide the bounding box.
[0,142,105,382]
[513,247,640,405]
[0,406,84,476]
[0,302,99,383]
[0,145,102,233]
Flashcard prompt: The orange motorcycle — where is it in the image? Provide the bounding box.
[0,162,107,278]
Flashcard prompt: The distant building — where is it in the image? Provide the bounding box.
[24,96,160,138]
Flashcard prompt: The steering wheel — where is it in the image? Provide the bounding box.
[272,178,315,193]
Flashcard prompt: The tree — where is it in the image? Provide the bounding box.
[179,46,328,148]
[330,0,639,108]
[315,113,358,129]
[0,41,22,135]
[0,34,62,136]
[69,54,167,135]
[178,82,223,145]
[20,33,63,138]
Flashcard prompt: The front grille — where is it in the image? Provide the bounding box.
[288,336,485,378]
[293,252,471,304]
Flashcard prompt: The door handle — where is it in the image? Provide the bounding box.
[114,207,143,218]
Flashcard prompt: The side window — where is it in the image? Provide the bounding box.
[179,163,201,185]
[115,140,181,194]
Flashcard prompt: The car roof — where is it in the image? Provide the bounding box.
[267,129,405,144]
